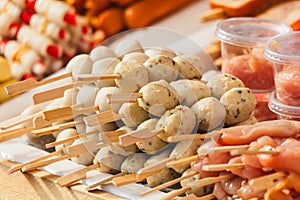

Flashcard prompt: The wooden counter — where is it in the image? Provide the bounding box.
[0,159,127,200]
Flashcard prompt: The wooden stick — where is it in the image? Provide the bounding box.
[42,106,74,121]
[5,72,72,95]
[200,8,226,22]
[230,149,278,156]
[32,81,90,104]
[45,130,98,148]
[112,169,163,187]
[106,93,143,104]
[162,174,234,199]
[76,74,121,81]
[0,126,34,142]
[202,163,245,172]
[21,154,73,172]
[73,105,99,116]
[140,170,198,196]
[83,110,124,127]
[86,172,127,191]
[57,163,99,187]
[161,186,190,200]
[102,129,127,143]
[32,115,57,129]
[196,193,215,200]
[119,128,164,147]
[0,113,40,130]
[167,155,200,170]
[67,140,109,157]
[8,149,63,174]
[112,174,139,187]
[248,171,287,191]
[30,121,78,137]
[190,174,234,189]
[167,131,221,143]
[167,145,250,169]
[137,157,175,179]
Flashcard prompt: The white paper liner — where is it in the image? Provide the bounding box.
[0,138,166,199]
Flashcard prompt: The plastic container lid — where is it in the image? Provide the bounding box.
[268,91,300,118]
[215,17,292,48]
[265,31,300,64]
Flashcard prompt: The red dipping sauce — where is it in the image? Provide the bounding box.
[265,32,300,120]
[215,17,292,121]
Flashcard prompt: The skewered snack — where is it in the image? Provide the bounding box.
[136,118,168,155]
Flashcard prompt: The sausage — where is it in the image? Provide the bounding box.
[124,0,194,28]
[121,153,150,174]
[118,102,149,128]
[91,7,125,37]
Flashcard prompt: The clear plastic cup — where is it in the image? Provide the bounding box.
[215,17,292,121]
[265,31,300,119]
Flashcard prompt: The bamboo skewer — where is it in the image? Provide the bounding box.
[32,115,57,129]
[8,149,64,174]
[167,131,221,143]
[102,130,127,143]
[162,174,233,200]
[167,155,200,170]
[0,112,40,130]
[106,93,143,104]
[5,72,72,95]
[21,154,74,172]
[140,170,198,196]
[30,121,79,137]
[67,140,109,157]
[83,110,124,127]
[112,169,163,187]
[45,130,98,148]
[86,172,127,191]
[248,171,287,191]
[32,81,91,104]
[0,126,34,142]
[119,128,164,147]
[137,157,175,179]
[202,163,245,172]
[196,193,216,200]
[57,163,99,187]
[76,74,121,81]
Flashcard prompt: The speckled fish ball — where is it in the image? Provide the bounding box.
[94,86,124,113]
[180,168,214,197]
[55,128,78,154]
[66,54,93,78]
[136,118,168,155]
[91,57,120,88]
[156,105,197,142]
[143,55,179,82]
[220,87,256,125]
[114,61,149,92]
[169,139,203,174]
[173,55,202,79]
[122,52,149,64]
[76,84,99,109]
[118,102,149,128]
[70,138,94,165]
[144,47,177,58]
[121,153,150,174]
[109,126,139,156]
[185,55,209,75]
[191,97,226,132]
[144,149,180,187]
[170,79,211,107]
[93,146,126,174]
[114,39,144,58]
[137,80,178,117]
[89,45,117,62]
[207,73,245,99]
